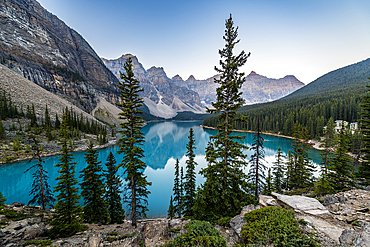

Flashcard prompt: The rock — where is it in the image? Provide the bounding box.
[0,230,6,237]
[259,195,278,207]
[296,215,345,244]
[9,202,24,208]
[230,205,259,239]
[214,225,240,247]
[271,192,330,216]
[339,229,360,246]
[86,233,102,247]
[324,195,339,206]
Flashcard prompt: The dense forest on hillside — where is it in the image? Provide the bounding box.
[204,58,370,139]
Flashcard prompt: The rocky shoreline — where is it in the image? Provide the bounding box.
[1,190,370,246]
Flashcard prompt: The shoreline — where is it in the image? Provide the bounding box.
[200,125,324,151]
[0,138,119,165]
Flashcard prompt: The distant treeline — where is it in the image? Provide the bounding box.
[205,90,363,139]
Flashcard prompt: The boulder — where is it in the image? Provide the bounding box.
[230,205,259,239]
[259,195,278,207]
[271,192,330,216]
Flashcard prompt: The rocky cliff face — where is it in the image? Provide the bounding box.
[173,71,304,106]
[102,54,205,119]
[0,0,119,112]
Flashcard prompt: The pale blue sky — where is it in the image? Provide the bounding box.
[37,0,370,84]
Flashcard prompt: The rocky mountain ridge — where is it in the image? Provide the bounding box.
[102,55,205,119]
[172,71,305,106]
[0,0,119,113]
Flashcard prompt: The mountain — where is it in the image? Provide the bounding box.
[172,71,304,106]
[0,0,119,113]
[204,57,370,139]
[102,55,206,119]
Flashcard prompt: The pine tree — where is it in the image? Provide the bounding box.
[44,105,51,128]
[272,146,285,193]
[116,57,151,227]
[80,141,109,224]
[104,151,125,224]
[183,128,197,216]
[55,113,61,129]
[0,120,5,140]
[320,118,336,174]
[167,196,175,220]
[327,128,355,191]
[25,134,55,210]
[358,83,370,186]
[30,104,37,127]
[290,124,315,189]
[262,168,273,196]
[194,14,254,221]
[0,191,5,207]
[248,118,266,198]
[49,114,85,238]
[173,158,182,217]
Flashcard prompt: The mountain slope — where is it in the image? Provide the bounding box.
[102,54,206,119]
[0,0,119,112]
[204,57,370,138]
[0,64,96,122]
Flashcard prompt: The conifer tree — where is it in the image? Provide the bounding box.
[183,128,197,216]
[173,158,182,217]
[44,105,51,128]
[194,14,253,221]
[358,82,370,186]
[262,168,273,196]
[55,113,61,129]
[50,114,85,238]
[327,128,355,191]
[167,196,175,220]
[320,118,336,174]
[0,191,5,207]
[0,120,5,140]
[248,118,266,198]
[116,57,151,227]
[80,141,109,224]
[285,151,294,190]
[272,146,285,193]
[290,124,315,189]
[25,134,55,210]
[104,151,125,224]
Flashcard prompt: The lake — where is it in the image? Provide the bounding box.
[0,121,322,218]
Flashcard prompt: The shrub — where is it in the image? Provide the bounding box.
[241,207,319,247]
[107,231,136,243]
[0,209,29,221]
[163,220,226,247]
[22,240,52,246]
[217,217,232,227]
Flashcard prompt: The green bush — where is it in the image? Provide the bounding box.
[217,217,232,227]
[241,207,319,247]
[163,220,226,247]
[22,240,52,246]
[0,209,29,221]
[107,231,136,243]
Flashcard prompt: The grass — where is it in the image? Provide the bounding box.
[22,240,52,246]
[107,231,137,243]
[0,209,30,221]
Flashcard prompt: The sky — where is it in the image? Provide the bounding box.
[37,0,370,84]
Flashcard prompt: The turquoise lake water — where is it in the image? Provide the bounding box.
[0,121,322,218]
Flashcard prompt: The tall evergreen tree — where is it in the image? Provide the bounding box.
[0,191,5,207]
[25,134,55,210]
[55,113,61,129]
[262,168,273,196]
[194,14,254,221]
[183,128,197,216]
[167,196,175,220]
[173,158,182,217]
[248,118,266,198]
[80,141,109,224]
[104,151,125,224]
[116,57,151,227]
[327,128,355,191]
[320,118,336,174]
[44,105,51,128]
[0,120,5,140]
[289,124,315,189]
[358,82,370,186]
[272,146,285,193]
[50,114,85,238]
